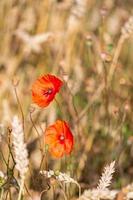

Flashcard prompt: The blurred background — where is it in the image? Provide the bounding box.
[0,0,133,199]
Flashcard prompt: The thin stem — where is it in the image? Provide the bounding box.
[0,189,4,200]
[24,184,32,200]
[5,191,8,200]
[7,128,16,167]
[65,82,79,120]
[40,183,51,199]
[59,182,68,200]
[7,132,11,167]
[55,98,63,116]
[17,178,24,200]
[52,185,56,200]
[29,112,43,154]
[76,182,81,198]
[75,83,104,124]
[7,130,14,172]
[0,149,8,167]
[108,35,125,85]
[103,61,110,132]
[7,143,16,166]
[29,112,47,171]
[63,81,81,142]
[13,86,25,131]
[9,189,12,200]
[66,184,70,200]
[39,152,48,171]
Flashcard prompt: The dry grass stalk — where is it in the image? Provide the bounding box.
[108,15,133,85]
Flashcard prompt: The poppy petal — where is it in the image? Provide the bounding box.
[32,74,63,107]
[44,120,74,158]
[50,142,65,158]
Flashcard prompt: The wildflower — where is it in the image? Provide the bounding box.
[32,74,63,107]
[44,120,74,158]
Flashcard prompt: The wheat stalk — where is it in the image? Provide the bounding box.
[79,161,116,200]
[11,116,29,200]
[97,161,115,190]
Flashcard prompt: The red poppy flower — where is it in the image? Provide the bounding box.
[32,74,63,107]
[44,120,74,158]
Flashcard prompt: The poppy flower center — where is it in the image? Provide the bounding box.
[43,88,53,97]
[59,134,65,142]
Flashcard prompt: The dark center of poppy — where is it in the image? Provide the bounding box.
[43,88,53,97]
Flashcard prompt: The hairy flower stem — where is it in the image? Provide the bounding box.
[18,178,24,200]
[39,152,48,171]
[55,98,64,116]
[64,81,81,144]
[29,112,48,170]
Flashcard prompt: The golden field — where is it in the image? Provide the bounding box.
[0,0,133,199]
